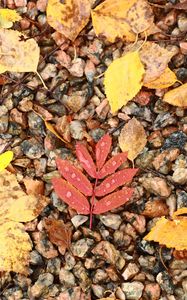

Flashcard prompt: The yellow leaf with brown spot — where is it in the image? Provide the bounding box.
[119,117,147,161]
[144,209,187,250]
[139,42,175,84]
[0,8,21,28]
[0,221,32,274]
[144,67,177,89]
[0,28,39,74]
[104,51,145,113]
[0,150,13,172]
[47,0,91,41]
[163,83,187,107]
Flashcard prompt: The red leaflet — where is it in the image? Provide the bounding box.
[95,168,138,197]
[93,188,134,214]
[96,134,111,170]
[56,158,93,196]
[76,143,97,178]
[52,178,90,214]
[97,152,128,179]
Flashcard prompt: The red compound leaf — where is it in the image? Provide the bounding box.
[96,134,111,170]
[95,168,138,197]
[76,143,97,178]
[93,188,134,214]
[56,158,93,196]
[52,178,90,214]
[97,152,128,179]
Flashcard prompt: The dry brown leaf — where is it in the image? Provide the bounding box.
[139,42,175,84]
[23,178,44,196]
[0,29,39,73]
[144,67,177,89]
[0,221,32,274]
[47,0,91,41]
[163,83,187,107]
[44,218,72,252]
[45,121,67,143]
[119,117,147,161]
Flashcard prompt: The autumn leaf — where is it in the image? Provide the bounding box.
[45,120,67,143]
[47,0,91,41]
[163,83,187,107]
[0,8,21,28]
[0,150,13,172]
[104,51,145,113]
[0,29,39,74]
[144,67,177,89]
[119,117,147,161]
[144,208,187,250]
[96,134,111,170]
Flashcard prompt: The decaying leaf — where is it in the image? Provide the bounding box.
[144,67,177,89]
[44,218,72,251]
[139,42,175,84]
[0,29,39,74]
[0,150,13,172]
[144,211,187,250]
[104,51,145,113]
[163,83,187,107]
[47,0,91,41]
[45,120,67,143]
[0,8,21,28]
[119,117,147,161]
[0,221,32,274]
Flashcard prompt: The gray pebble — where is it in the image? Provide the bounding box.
[100,214,122,230]
[70,120,85,140]
[121,281,144,300]
[71,238,94,257]
[47,257,61,275]
[71,215,88,228]
[21,138,45,159]
[122,263,140,280]
[59,268,76,287]
[29,273,54,298]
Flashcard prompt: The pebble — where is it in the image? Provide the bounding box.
[140,176,171,197]
[34,232,58,258]
[178,15,187,32]
[64,253,76,270]
[122,263,140,280]
[123,212,146,234]
[70,120,85,140]
[0,115,8,133]
[21,138,45,159]
[47,257,61,275]
[30,250,43,265]
[156,272,174,294]
[73,262,91,291]
[40,63,57,80]
[91,284,105,298]
[71,215,88,228]
[29,273,54,298]
[176,191,187,209]
[93,269,108,283]
[121,281,144,300]
[59,268,76,287]
[172,168,187,184]
[28,111,44,135]
[69,58,85,77]
[0,105,8,116]
[63,94,87,112]
[143,283,161,300]
[142,199,169,218]
[162,131,187,150]
[99,214,122,230]
[92,241,120,264]
[84,60,96,82]
[71,238,94,257]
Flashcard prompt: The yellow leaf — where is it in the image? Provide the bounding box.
[119,117,147,161]
[47,0,91,41]
[144,67,177,89]
[173,207,187,219]
[91,0,136,43]
[45,121,67,143]
[0,150,13,172]
[0,28,39,74]
[139,42,175,84]
[163,83,187,107]
[0,170,49,222]
[0,8,21,28]
[0,221,32,274]
[144,215,187,250]
[104,51,145,113]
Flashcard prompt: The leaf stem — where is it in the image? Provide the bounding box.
[89,177,98,229]
[35,71,48,90]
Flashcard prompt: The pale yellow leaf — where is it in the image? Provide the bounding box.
[0,170,49,222]
[104,51,145,113]
[0,150,13,172]
[47,0,91,41]
[119,117,147,161]
[0,221,32,274]
[0,28,39,73]
[163,83,187,107]
[0,8,21,28]
[144,67,177,89]
[173,207,187,219]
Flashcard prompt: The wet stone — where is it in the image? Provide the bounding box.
[21,138,45,159]
[46,257,61,275]
[71,238,94,258]
[99,214,122,230]
[121,281,144,300]
[29,273,54,298]
[59,268,76,287]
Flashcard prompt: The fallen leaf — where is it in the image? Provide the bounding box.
[0,221,32,274]
[144,67,177,89]
[0,150,13,172]
[163,83,187,107]
[96,134,111,170]
[76,143,97,178]
[45,120,67,143]
[139,42,175,83]
[23,178,44,195]
[0,8,21,28]
[119,117,147,161]
[104,51,145,113]
[47,0,91,41]
[0,29,39,73]
[172,207,187,218]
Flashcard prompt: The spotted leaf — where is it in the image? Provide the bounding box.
[56,158,93,196]
[76,143,97,178]
[95,168,138,197]
[93,188,134,214]
[96,134,111,170]
[97,152,128,179]
[52,177,90,214]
